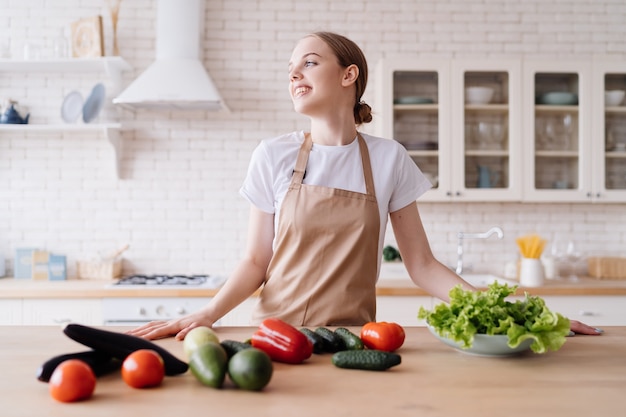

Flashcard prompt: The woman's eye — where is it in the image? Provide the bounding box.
[304,60,316,67]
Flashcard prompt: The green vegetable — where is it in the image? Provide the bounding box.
[418,282,570,354]
[383,245,401,262]
[299,328,325,354]
[188,342,228,388]
[220,340,252,359]
[334,327,364,350]
[332,350,401,371]
[314,327,345,352]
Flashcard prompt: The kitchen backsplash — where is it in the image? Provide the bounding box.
[1,0,625,278]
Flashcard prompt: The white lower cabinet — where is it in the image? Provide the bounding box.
[0,299,23,325]
[21,299,103,326]
[216,298,257,327]
[376,296,433,326]
[540,296,626,326]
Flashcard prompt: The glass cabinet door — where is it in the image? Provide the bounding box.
[377,59,451,201]
[523,61,592,202]
[451,60,522,201]
[592,62,626,202]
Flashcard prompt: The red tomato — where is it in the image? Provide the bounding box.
[360,322,406,352]
[121,349,165,389]
[49,359,96,403]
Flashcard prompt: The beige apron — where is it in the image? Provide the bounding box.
[251,133,380,326]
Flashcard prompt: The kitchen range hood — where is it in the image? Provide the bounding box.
[113,0,227,111]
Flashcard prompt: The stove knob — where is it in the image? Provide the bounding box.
[156,305,165,316]
[138,307,146,316]
[176,307,186,315]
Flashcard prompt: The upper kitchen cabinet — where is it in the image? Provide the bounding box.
[451,60,522,202]
[522,60,593,202]
[377,58,521,202]
[591,61,626,202]
[377,59,451,201]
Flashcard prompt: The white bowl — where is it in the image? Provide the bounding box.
[465,87,494,104]
[605,90,625,107]
[427,325,533,357]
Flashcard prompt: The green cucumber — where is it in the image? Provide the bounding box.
[332,350,401,371]
[334,327,364,350]
[220,340,252,359]
[314,327,345,353]
[299,328,325,354]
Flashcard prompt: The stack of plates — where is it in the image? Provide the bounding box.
[60,83,106,124]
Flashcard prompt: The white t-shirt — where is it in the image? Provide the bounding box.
[239,130,432,268]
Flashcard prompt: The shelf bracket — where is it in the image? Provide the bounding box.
[105,128,122,179]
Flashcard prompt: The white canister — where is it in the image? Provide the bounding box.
[519,258,544,287]
[541,256,557,280]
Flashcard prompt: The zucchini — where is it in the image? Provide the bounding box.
[36,350,121,382]
[314,327,345,353]
[299,328,325,354]
[332,350,401,371]
[334,327,364,350]
[62,323,188,376]
[220,340,252,359]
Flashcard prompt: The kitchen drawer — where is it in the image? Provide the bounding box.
[540,296,626,326]
[22,299,102,325]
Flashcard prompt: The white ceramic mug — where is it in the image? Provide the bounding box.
[519,258,544,287]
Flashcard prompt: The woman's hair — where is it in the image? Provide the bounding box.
[309,31,372,125]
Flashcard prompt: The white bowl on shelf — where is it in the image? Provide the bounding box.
[605,90,625,107]
[465,87,494,104]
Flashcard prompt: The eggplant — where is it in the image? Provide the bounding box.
[63,323,188,376]
[37,350,121,382]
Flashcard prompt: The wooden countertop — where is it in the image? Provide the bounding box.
[2,325,625,417]
[2,276,626,299]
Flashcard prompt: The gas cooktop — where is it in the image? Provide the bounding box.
[110,274,225,289]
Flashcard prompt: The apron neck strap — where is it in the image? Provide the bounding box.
[291,132,376,197]
[356,133,376,197]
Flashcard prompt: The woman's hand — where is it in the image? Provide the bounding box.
[569,319,603,335]
[126,311,215,341]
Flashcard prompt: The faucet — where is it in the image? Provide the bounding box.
[455,226,504,275]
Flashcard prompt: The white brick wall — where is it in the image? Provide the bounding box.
[1,0,625,278]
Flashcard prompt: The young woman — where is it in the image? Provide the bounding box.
[129,32,601,340]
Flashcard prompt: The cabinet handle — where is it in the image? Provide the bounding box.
[446,191,452,196]
[579,310,597,317]
[586,192,592,198]
[53,318,72,324]
[455,191,461,197]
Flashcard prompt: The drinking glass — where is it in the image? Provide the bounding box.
[563,240,583,282]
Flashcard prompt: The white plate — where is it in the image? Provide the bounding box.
[82,83,106,123]
[60,91,84,123]
[427,324,533,357]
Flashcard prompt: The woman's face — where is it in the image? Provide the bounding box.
[288,36,354,117]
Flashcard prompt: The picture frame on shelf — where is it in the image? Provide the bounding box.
[70,15,104,58]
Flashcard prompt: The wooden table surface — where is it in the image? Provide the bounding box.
[1,325,624,417]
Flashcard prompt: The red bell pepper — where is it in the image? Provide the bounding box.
[250,318,313,364]
[360,321,406,352]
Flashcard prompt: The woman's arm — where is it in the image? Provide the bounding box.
[127,205,275,340]
[389,201,474,302]
[390,202,602,335]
